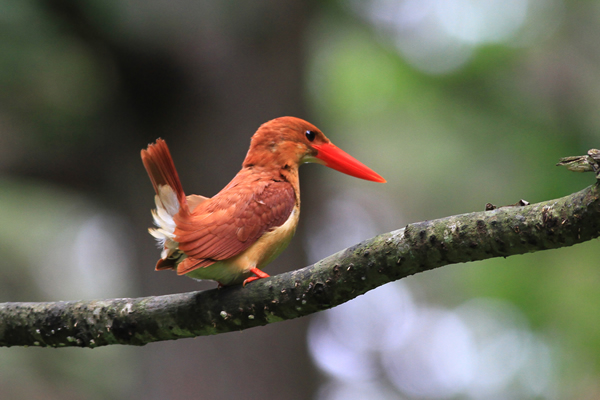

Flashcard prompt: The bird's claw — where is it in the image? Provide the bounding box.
[243,268,270,286]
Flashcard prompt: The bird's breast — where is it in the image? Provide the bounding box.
[237,204,300,269]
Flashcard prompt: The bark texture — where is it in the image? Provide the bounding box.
[1,182,599,348]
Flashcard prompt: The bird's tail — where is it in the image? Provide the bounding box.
[141,139,188,270]
[141,139,187,208]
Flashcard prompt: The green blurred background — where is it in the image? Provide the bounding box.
[1,0,599,399]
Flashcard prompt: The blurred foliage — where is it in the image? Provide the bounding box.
[0,1,113,148]
[304,1,600,398]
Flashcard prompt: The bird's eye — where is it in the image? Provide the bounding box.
[305,130,316,142]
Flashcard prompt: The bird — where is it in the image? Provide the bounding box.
[141,116,385,286]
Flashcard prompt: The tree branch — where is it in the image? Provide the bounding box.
[2,165,599,348]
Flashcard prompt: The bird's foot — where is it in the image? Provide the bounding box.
[243,268,270,286]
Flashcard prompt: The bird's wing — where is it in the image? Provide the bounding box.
[174,175,296,272]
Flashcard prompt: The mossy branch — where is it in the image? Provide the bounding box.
[1,152,599,348]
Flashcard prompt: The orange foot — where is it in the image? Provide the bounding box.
[243,268,270,286]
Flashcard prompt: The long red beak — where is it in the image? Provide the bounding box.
[312,142,386,183]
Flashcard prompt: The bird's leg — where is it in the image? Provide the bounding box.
[243,268,270,286]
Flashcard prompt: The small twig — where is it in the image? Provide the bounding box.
[485,199,530,211]
[557,149,600,177]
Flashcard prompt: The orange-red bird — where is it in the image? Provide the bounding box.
[141,116,385,286]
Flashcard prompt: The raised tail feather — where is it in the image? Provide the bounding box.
[142,139,213,273]
[141,139,187,209]
[141,139,188,270]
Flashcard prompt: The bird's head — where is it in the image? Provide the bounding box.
[243,116,385,183]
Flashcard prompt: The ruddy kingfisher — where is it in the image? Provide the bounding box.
[141,116,385,286]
